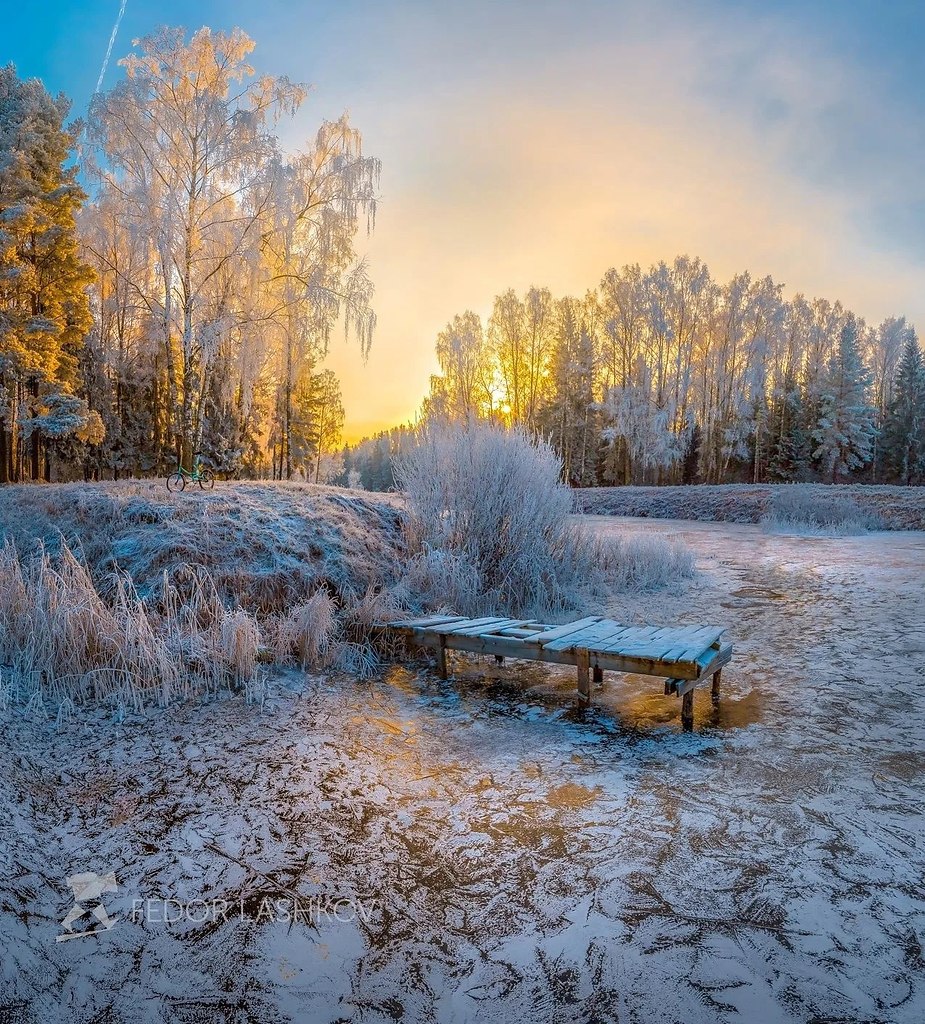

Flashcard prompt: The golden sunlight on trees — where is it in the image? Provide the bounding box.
[84,27,378,477]
[0,67,93,482]
[408,255,923,488]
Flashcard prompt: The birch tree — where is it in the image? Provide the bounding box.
[89,27,305,468]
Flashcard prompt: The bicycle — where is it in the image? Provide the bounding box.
[166,453,215,492]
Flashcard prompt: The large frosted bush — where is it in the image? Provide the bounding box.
[394,423,692,616]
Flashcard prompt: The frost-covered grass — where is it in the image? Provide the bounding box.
[761,484,884,536]
[575,482,925,530]
[0,481,409,711]
[395,422,693,616]
[0,473,694,715]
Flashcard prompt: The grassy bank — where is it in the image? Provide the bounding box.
[574,483,925,531]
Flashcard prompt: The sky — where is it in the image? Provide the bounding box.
[5,0,925,441]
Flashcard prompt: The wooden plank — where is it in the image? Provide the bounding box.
[437,616,512,635]
[529,617,602,647]
[661,627,726,663]
[497,627,545,638]
[388,615,468,629]
[695,642,733,677]
[541,618,628,652]
[448,618,526,637]
[597,625,668,652]
[601,626,681,660]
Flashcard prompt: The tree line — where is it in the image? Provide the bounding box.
[0,27,368,483]
[343,259,924,489]
[3,28,923,491]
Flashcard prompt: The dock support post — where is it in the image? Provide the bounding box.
[436,638,447,680]
[681,689,694,731]
[593,664,603,686]
[576,649,591,704]
[711,668,722,703]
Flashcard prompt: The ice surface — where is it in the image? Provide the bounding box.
[1,518,923,1022]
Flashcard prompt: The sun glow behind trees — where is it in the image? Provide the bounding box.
[343,256,923,489]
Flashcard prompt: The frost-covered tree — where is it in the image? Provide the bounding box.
[266,116,379,478]
[598,357,682,484]
[812,319,878,482]
[89,28,306,470]
[540,296,599,485]
[290,368,344,483]
[431,311,495,422]
[765,364,805,481]
[881,333,925,484]
[0,66,93,481]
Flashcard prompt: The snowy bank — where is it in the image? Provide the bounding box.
[575,483,925,530]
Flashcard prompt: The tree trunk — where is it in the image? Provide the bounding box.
[0,376,8,485]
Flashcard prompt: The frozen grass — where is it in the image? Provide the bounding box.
[0,470,694,715]
[761,485,884,536]
[576,483,925,529]
[0,481,409,712]
[395,423,694,617]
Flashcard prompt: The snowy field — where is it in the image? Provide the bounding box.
[575,484,925,531]
[1,517,923,1023]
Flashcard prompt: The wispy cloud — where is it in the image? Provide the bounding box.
[250,0,925,436]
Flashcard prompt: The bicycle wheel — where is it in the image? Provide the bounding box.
[198,469,215,490]
[166,472,186,493]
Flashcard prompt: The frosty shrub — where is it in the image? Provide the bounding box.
[271,590,338,669]
[0,540,263,712]
[763,485,883,536]
[394,422,693,616]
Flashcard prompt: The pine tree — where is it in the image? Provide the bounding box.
[766,365,804,482]
[881,334,925,484]
[812,320,878,482]
[0,66,92,481]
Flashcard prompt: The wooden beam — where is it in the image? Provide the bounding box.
[712,667,722,701]
[436,637,447,680]
[681,689,694,730]
[576,648,591,704]
[593,663,603,685]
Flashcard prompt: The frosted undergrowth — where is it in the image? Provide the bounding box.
[761,484,883,536]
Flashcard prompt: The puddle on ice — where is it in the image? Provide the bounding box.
[2,520,924,1023]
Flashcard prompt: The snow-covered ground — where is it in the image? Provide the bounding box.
[1,517,923,1023]
[575,484,925,531]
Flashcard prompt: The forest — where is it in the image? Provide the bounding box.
[1,27,373,484]
[344,269,925,490]
[2,27,924,490]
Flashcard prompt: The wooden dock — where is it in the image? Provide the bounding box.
[382,614,733,730]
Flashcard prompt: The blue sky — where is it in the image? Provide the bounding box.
[5,0,925,435]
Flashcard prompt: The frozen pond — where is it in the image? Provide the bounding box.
[1,519,923,1022]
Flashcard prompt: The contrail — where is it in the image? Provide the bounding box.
[94,0,128,95]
